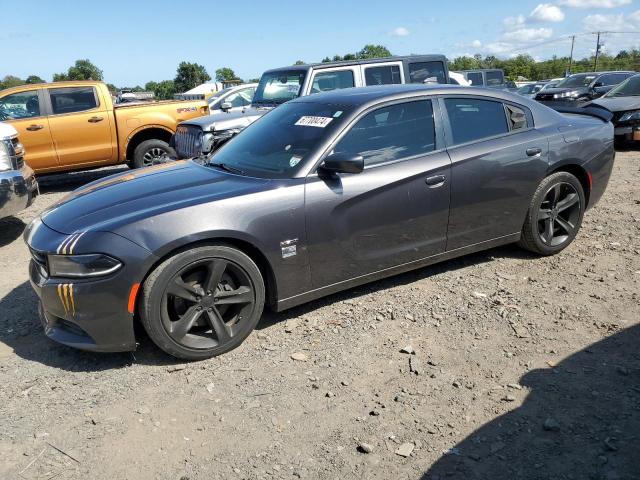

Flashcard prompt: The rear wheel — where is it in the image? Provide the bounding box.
[140,245,265,360]
[518,172,585,255]
[130,139,176,169]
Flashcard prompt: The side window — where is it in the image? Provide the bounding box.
[408,62,446,84]
[364,65,402,86]
[311,70,355,94]
[467,72,483,86]
[611,73,630,85]
[333,100,435,167]
[225,88,254,108]
[485,70,504,86]
[48,87,99,115]
[0,91,41,120]
[597,74,614,86]
[505,104,528,131]
[444,98,508,145]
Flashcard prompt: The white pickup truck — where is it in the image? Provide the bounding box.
[0,122,38,219]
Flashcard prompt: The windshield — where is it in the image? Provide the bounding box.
[517,84,541,94]
[253,70,306,105]
[605,75,640,97]
[556,74,596,88]
[209,102,351,179]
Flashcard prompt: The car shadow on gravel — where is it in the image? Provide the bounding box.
[421,324,640,480]
[0,216,26,248]
[37,166,129,194]
[0,281,176,371]
[258,243,538,328]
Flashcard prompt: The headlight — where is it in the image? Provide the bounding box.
[202,133,215,153]
[619,110,640,122]
[554,90,580,99]
[0,141,12,172]
[47,254,122,278]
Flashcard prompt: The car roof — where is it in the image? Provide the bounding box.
[568,71,635,76]
[262,55,447,74]
[288,84,529,107]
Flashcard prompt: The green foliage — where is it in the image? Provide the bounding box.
[105,83,118,93]
[293,60,306,65]
[215,67,238,82]
[25,75,45,84]
[174,62,211,93]
[53,59,103,82]
[0,75,25,90]
[449,49,640,81]
[323,44,392,63]
[145,80,176,100]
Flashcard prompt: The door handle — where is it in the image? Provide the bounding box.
[526,147,542,157]
[425,175,446,187]
[88,116,104,123]
[26,124,44,131]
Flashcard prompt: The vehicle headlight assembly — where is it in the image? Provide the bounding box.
[619,110,640,122]
[554,90,580,99]
[47,254,122,278]
[0,140,12,172]
[201,132,215,153]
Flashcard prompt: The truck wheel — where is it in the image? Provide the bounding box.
[131,139,177,169]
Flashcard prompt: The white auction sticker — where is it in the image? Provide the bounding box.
[295,116,333,128]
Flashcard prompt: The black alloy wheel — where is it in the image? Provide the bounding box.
[518,171,585,256]
[141,245,265,360]
[131,139,177,169]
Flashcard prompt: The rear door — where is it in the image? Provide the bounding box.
[407,60,447,84]
[0,88,57,170]
[45,85,114,167]
[360,61,404,86]
[305,98,451,287]
[441,96,548,250]
[306,67,361,94]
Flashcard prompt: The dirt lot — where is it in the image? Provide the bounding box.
[1,153,639,480]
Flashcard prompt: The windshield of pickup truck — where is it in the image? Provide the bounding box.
[606,75,640,97]
[556,74,596,88]
[208,102,350,179]
[253,70,306,105]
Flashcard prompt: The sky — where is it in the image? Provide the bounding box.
[1,0,639,87]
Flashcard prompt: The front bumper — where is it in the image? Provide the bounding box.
[613,124,640,142]
[0,165,38,219]
[24,220,157,352]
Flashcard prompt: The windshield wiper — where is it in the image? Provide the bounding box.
[207,162,245,175]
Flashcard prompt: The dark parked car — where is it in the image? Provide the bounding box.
[535,71,635,105]
[589,73,640,144]
[24,85,614,360]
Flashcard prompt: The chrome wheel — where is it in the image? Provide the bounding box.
[142,147,169,166]
[161,258,257,350]
[536,182,581,247]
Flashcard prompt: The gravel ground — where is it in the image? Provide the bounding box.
[0,154,638,480]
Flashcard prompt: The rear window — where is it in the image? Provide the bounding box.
[310,70,355,94]
[364,65,402,86]
[485,70,504,86]
[408,62,446,84]
[444,98,508,145]
[49,87,98,115]
[466,72,483,86]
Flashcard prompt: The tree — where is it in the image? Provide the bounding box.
[174,62,211,93]
[105,83,118,93]
[52,72,68,82]
[293,60,306,65]
[357,44,391,59]
[25,75,45,84]
[0,75,25,90]
[146,80,175,100]
[215,67,238,82]
[52,59,103,82]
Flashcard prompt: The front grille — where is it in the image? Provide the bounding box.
[174,125,203,159]
[536,94,555,101]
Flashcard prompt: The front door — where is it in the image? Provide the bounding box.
[0,88,57,171]
[45,86,113,167]
[305,98,450,288]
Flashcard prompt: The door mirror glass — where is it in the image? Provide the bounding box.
[322,152,364,174]
[221,102,232,111]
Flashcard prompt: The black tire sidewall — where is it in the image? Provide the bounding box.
[132,139,177,169]
[141,245,265,360]
[527,172,585,255]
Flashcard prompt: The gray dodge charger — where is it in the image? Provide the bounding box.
[24,85,614,360]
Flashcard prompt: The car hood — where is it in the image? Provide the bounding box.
[40,161,271,235]
[179,105,272,132]
[590,96,640,113]
[537,87,588,96]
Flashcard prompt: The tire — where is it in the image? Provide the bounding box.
[518,171,585,256]
[131,139,177,169]
[140,245,265,360]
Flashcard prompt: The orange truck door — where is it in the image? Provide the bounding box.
[45,86,113,167]
[0,88,58,171]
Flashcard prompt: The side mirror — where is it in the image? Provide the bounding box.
[321,152,364,174]
[221,102,232,112]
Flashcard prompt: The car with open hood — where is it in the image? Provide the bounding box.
[589,73,640,144]
[534,71,635,106]
[25,85,614,360]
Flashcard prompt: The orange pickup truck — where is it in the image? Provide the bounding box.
[0,81,208,173]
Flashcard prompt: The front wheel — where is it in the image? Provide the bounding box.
[130,139,177,169]
[518,172,585,256]
[140,245,265,360]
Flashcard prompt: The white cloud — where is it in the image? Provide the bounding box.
[501,27,554,43]
[471,39,483,48]
[583,9,640,30]
[530,4,565,22]
[503,14,527,31]
[390,27,410,37]
[559,0,631,8]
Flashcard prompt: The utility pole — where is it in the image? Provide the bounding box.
[567,35,575,76]
[594,31,601,71]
